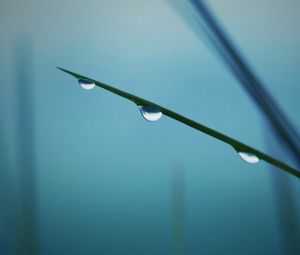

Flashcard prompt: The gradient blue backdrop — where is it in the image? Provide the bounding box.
[0,0,300,254]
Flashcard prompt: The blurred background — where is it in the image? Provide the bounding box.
[1,0,300,254]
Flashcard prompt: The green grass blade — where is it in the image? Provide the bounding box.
[57,67,300,179]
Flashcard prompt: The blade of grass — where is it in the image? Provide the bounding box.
[168,2,300,252]
[57,67,300,179]
[172,165,186,255]
[178,0,300,165]
[16,39,38,255]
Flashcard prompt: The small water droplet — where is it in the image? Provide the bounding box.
[238,152,260,164]
[78,78,95,90]
[138,105,162,122]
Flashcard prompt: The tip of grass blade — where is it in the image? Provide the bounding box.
[56,66,81,79]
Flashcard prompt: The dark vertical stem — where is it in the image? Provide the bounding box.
[271,173,300,255]
[0,122,19,255]
[171,166,186,255]
[266,126,300,255]
[15,38,38,255]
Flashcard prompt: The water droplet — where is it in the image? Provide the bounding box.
[78,78,95,90]
[238,152,260,164]
[138,105,162,122]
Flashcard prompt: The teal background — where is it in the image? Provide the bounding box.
[0,0,300,254]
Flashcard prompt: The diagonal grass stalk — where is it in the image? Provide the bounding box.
[57,67,300,179]
[176,0,300,165]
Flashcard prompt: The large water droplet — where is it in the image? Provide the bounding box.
[78,78,95,90]
[138,105,162,122]
[238,152,260,164]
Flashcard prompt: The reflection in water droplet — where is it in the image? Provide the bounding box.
[78,78,95,90]
[138,105,162,122]
[238,152,260,164]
